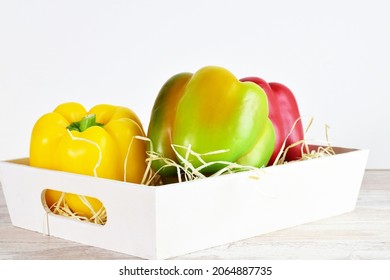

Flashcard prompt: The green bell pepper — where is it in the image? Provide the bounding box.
[147,66,275,177]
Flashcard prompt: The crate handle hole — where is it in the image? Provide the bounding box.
[41,189,107,225]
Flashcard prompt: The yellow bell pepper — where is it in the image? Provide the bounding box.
[30,102,147,218]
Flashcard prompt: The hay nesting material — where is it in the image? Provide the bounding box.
[47,192,107,225]
[274,118,335,165]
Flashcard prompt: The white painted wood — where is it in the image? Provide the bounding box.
[0,170,389,260]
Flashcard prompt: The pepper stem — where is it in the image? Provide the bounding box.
[79,114,97,132]
[67,114,103,132]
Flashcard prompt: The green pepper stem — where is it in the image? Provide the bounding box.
[79,114,97,132]
[67,114,103,132]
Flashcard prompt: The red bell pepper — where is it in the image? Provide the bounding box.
[240,77,305,165]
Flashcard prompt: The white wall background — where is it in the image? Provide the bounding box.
[0,0,389,168]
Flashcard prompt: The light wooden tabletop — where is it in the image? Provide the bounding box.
[0,170,389,260]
